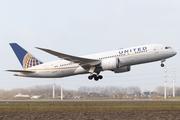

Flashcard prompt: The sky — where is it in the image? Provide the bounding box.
[0,0,179,92]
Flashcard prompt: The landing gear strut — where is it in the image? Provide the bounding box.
[161,59,166,67]
[88,74,103,81]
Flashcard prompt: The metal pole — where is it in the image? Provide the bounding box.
[164,66,167,99]
[173,66,175,97]
[61,80,63,100]
[0,91,1,100]
[53,79,55,99]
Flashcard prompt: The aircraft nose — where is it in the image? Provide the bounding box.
[173,50,177,56]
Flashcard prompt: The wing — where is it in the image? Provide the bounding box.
[6,70,34,73]
[35,47,101,67]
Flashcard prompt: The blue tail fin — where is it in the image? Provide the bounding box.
[10,43,43,69]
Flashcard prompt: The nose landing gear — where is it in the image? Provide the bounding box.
[161,64,164,67]
[161,59,166,67]
[88,74,103,81]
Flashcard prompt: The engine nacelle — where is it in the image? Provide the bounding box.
[114,66,131,73]
[101,58,120,70]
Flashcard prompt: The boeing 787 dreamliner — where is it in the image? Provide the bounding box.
[7,43,177,81]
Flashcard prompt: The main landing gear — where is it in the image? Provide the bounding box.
[88,74,103,81]
[161,59,166,67]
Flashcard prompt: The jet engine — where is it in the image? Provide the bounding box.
[101,58,120,70]
[114,66,131,73]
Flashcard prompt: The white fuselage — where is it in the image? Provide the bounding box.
[15,44,176,78]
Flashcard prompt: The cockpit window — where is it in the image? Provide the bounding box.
[165,46,171,49]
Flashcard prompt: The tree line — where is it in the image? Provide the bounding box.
[0,85,180,100]
[0,85,141,100]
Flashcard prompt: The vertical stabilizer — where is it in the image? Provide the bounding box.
[10,43,43,69]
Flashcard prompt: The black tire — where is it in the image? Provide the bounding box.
[98,75,103,79]
[94,76,99,81]
[161,64,164,67]
[92,74,97,78]
[88,76,93,80]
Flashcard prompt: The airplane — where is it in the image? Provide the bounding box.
[7,43,177,81]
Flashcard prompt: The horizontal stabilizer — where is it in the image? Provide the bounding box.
[6,70,34,73]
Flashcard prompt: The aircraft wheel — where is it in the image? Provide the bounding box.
[88,76,93,80]
[94,76,99,81]
[98,75,103,79]
[92,74,97,78]
[161,64,164,67]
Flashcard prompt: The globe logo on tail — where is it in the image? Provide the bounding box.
[23,53,43,69]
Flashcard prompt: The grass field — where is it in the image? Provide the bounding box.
[1,100,180,119]
[0,97,180,111]
[0,101,180,111]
